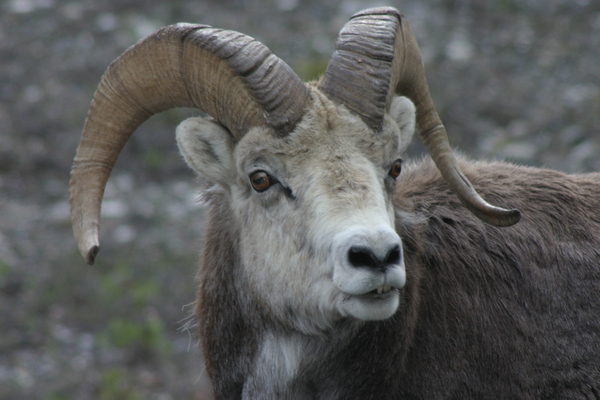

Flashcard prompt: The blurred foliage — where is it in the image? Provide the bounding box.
[94,261,171,358]
[297,58,329,82]
[142,149,165,173]
[492,0,520,12]
[103,317,166,350]
[98,368,142,400]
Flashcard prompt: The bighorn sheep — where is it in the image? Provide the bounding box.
[70,7,600,399]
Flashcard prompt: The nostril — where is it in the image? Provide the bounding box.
[348,246,380,269]
[384,245,401,265]
[348,244,402,271]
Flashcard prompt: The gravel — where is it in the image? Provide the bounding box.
[1,0,598,398]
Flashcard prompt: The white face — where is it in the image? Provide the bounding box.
[176,89,416,333]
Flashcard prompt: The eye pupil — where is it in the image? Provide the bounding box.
[250,171,271,191]
[389,159,402,179]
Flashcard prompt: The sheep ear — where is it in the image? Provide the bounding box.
[176,117,235,184]
[389,96,416,152]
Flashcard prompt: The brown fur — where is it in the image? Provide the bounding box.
[197,156,600,399]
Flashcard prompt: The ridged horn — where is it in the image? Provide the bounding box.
[319,7,520,227]
[70,23,311,265]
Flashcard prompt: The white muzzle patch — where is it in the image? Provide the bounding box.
[332,225,405,321]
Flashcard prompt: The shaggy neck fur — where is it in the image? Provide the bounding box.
[197,157,600,399]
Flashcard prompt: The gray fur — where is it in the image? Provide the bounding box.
[178,92,600,399]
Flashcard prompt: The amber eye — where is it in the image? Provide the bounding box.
[388,159,403,179]
[250,171,271,192]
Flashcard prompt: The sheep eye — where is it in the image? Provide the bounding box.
[388,159,403,179]
[250,171,271,192]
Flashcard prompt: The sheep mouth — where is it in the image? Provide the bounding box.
[361,286,398,298]
[340,286,401,321]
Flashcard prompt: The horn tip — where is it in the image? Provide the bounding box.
[477,206,521,228]
[84,244,100,266]
[498,208,521,227]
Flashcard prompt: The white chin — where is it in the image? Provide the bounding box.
[341,290,400,321]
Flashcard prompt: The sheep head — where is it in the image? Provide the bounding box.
[177,90,415,328]
[70,7,520,328]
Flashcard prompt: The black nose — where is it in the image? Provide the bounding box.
[348,245,401,271]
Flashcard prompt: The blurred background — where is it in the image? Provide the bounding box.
[1,0,599,398]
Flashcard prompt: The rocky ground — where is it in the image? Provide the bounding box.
[1,0,599,398]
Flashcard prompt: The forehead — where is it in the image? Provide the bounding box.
[236,90,401,168]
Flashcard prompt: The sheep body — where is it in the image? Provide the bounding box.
[197,156,600,399]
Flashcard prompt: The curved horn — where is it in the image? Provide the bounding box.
[319,7,520,227]
[70,23,311,265]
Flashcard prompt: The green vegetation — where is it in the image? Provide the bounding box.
[297,58,329,82]
[97,368,142,400]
